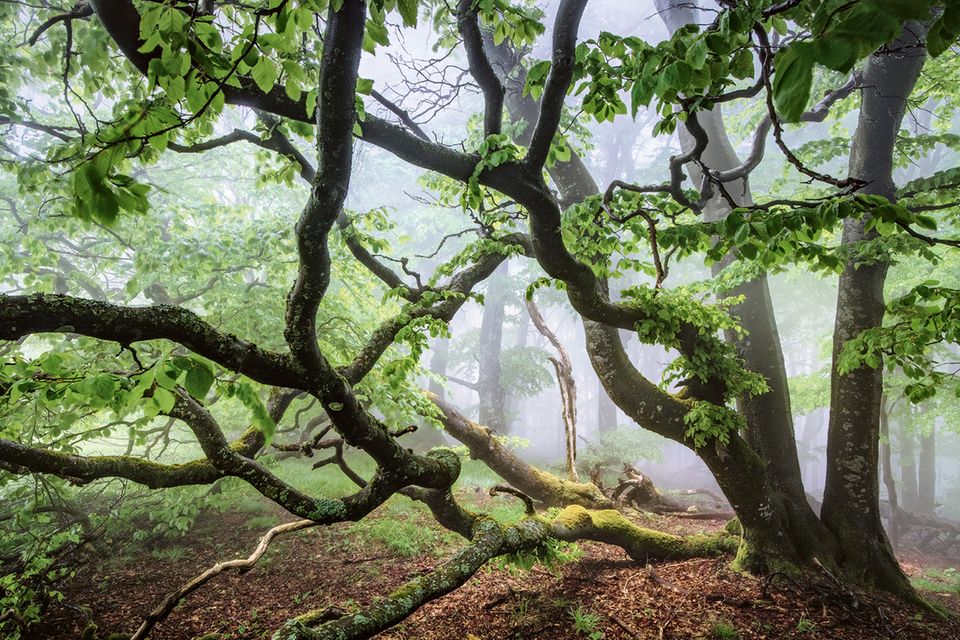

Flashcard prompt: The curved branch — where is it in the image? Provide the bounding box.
[525,0,589,169]
[457,0,505,136]
[0,294,300,388]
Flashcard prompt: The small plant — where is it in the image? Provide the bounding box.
[150,546,188,562]
[568,605,605,640]
[708,619,739,639]
[911,567,960,595]
[510,595,530,625]
[796,614,816,633]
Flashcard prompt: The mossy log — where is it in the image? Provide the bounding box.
[427,392,612,509]
[276,506,736,640]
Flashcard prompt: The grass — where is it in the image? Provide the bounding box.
[568,605,605,640]
[149,546,189,562]
[911,567,960,595]
[708,619,739,639]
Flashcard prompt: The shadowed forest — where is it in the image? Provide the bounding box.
[1,1,960,639]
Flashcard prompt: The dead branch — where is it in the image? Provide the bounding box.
[132,519,316,640]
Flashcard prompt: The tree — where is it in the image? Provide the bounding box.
[1,1,960,638]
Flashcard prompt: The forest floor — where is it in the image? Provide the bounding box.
[33,488,960,640]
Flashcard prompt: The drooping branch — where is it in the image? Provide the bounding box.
[277,506,735,640]
[0,438,226,488]
[712,71,861,184]
[284,0,367,369]
[525,0,589,169]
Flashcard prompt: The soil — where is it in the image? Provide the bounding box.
[31,501,960,640]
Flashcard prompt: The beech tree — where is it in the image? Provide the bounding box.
[2,1,960,638]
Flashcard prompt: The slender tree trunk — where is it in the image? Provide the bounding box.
[597,383,617,434]
[656,0,830,564]
[428,338,450,400]
[899,421,920,510]
[477,261,509,433]
[880,396,899,549]
[821,23,927,596]
[918,426,936,515]
[526,299,579,481]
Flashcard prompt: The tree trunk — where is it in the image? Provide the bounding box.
[597,383,617,434]
[918,426,936,515]
[477,261,509,433]
[899,421,920,511]
[526,298,579,481]
[880,396,900,549]
[656,0,830,567]
[821,23,927,597]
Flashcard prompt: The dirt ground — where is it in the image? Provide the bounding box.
[32,503,960,640]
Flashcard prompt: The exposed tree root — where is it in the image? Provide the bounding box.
[604,465,734,520]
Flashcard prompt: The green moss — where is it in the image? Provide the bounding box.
[529,468,612,509]
[309,498,347,522]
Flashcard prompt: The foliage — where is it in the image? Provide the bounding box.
[493,536,583,574]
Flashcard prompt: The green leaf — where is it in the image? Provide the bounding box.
[153,387,176,413]
[251,57,278,93]
[396,0,418,27]
[184,363,215,400]
[772,45,814,123]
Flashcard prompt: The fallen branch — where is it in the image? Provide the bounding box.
[131,519,316,640]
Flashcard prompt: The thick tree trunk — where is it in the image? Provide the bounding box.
[821,24,926,596]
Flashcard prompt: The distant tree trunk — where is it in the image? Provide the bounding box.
[428,338,450,400]
[526,298,578,482]
[597,384,617,434]
[898,421,919,511]
[918,426,936,515]
[880,396,899,549]
[477,261,509,433]
[408,337,451,450]
[821,23,926,596]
